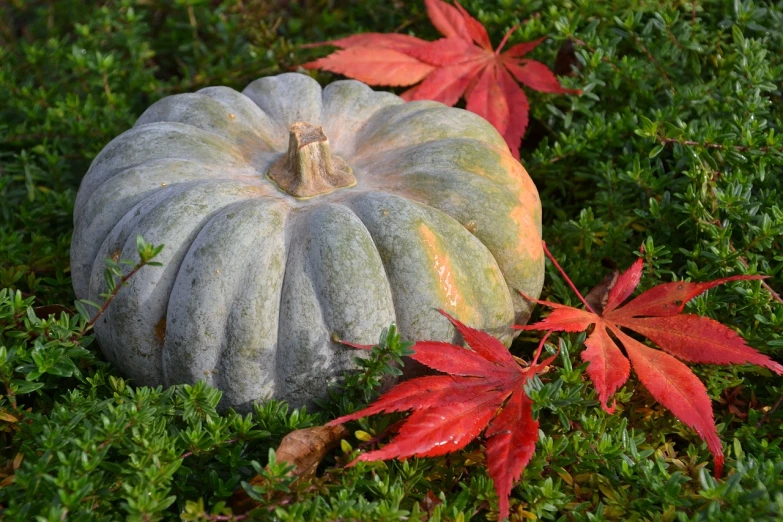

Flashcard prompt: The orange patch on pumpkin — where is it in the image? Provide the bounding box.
[509,206,543,262]
[498,152,541,224]
[418,224,475,320]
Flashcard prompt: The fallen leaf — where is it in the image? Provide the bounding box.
[229,424,349,514]
[329,310,556,521]
[301,0,580,157]
[275,424,350,477]
[519,242,783,477]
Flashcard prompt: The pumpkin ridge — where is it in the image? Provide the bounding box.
[345,191,514,350]
[372,166,539,282]
[351,102,444,158]
[204,200,290,405]
[330,202,397,327]
[90,181,264,386]
[352,103,506,159]
[75,158,200,217]
[75,159,260,221]
[242,73,324,131]
[274,210,332,404]
[310,202,398,335]
[74,177,278,299]
[196,87,287,148]
[135,92,280,152]
[354,138,534,213]
[134,120,270,170]
[273,207,303,395]
[127,121,249,163]
[81,122,251,200]
[319,79,404,156]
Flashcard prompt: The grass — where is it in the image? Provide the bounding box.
[1,0,783,520]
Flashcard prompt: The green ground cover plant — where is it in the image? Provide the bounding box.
[1,0,782,520]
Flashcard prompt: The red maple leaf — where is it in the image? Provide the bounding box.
[329,310,557,521]
[301,0,580,158]
[518,242,783,478]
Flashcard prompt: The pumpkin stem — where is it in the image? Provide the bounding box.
[267,122,356,199]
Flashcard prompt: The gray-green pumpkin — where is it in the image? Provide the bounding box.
[71,73,544,410]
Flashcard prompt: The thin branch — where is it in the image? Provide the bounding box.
[666,28,685,51]
[97,421,135,451]
[527,152,577,173]
[571,38,640,92]
[393,13,425,33]
[659,136,777,153]
[199,513,248,521]
[629,33,675,91]
[571,38,621,72]
[755,393,783,429]
[179,438,238,460]
[87,263,148,328]
[710,218,783,305]
[735,255,783,305]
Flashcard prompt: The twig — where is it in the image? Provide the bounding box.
[571,38,621,73]
[87,262,149,328]
[571,37,641,92]
[393,14,425,33]
[629,33,675,91]
[527,152,577,173]
[179,438,238,460]
[755,393,783,428]
[102,70,113,106]
[710,219,783,306]
[666,28,685,51]
[199,513,248,521]
[97,421,135,451]
[659,136,776,153]
[735,256,783,305]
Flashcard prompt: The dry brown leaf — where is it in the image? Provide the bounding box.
[275,424,350,477]
[229,424,349,514]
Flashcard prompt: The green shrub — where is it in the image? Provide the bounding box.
[1,0,782,520]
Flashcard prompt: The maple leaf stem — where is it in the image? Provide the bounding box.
[337,339,374,350]
[541,241,597,313]
[530,331,551,367]
[495,23,520,55]
[517,288,553,306]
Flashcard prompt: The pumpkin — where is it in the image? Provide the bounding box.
[71,73,544,409]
